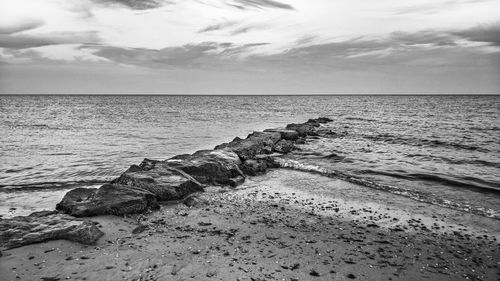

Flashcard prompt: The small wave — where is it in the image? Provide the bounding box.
[0,179,107,192]
[275,158,500,219]
[364,134,488,152]
[360,169,500,193]
[44,152,76,156]
[5,167,34,173]
[345,117,377,122]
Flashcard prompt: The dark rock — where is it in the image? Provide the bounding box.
[263,128,299,141]
[310,269,321,277]
[167,149,245,186]
[285,123,318,137]
[228,176,245,187]
[184,194,209,208]
[217,131,281,161]
[315,117,333,123]
[241,159,268,176]
[56,184,159,217]
[132,224,148,234]
[347,273,356,279]
[254,153,281,168]
[0,212,104,249]
[295,138,306,144]
[273,139,295,153]
[112,161,204,200]
[286,117,333,137]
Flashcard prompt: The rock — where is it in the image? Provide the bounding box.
[273,139,295,153]
[0,212,104,249]
[315,117,333,123]
[228,176,245,187]
[310,269,321,277]
[56,184,159,217]
[132,224,148,234]
[241,160,268,176]
[183,194,209,208]
[112,161,204,200]
[285,117,333,137]
[295,138,306,144]
[254,153,281,168]
[167,150,245,186]
[217,131,281,161]
[263,128,299,141]
[285,123,318,137]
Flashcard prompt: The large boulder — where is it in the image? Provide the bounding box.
[263,129,299,141]
[274,139,295,153]
[216,131,282,161]
[285,123,318,137]
[56,184,159,217]
[112,161,204,200]
[241,159,268,176]
[166,149,245,187]
[0,211,104,249]
[285,117,333,137]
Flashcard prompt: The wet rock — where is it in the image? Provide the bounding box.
[346,273,357,279]
[295,138,306,144]
[311,117,333,123]
[310,269,321,277]
[216,131,281,161]
[241,159,268,176]
[254,153,281,168]
[132,224,148,234]
[263,128,299,141]
[184,194,209,208]
[285,117,333,137]
[228,175,245,187]
[285,123,318,137]
[273,139,295,153]
[167,150,245,186]
[56,184,159,217]
[113,160,204,200]
[0,212,104,249]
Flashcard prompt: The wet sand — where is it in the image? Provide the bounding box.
[1,169,499,281]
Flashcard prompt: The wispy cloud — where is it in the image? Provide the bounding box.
[198,21,239,33]
[0,18,44,34]
[0,31,99,49]
[453,23,500,46]
[228,0,294,10]
[94,0,169,10]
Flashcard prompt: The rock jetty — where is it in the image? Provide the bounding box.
[0,117,332,249]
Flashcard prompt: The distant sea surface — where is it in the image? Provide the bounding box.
[1,95,499,218]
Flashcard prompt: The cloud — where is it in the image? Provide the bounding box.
[453,23,500,46]
[0,31,99,49]
[198,21,239,33]
[0,18,44,34]
[95,0,168,10]
[390,30,458,47]
[228,0,294,10]
[85,42,273,68]
[88,43,220,67]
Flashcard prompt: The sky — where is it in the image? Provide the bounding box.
[0,0,499,94]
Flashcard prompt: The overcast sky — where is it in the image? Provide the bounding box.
[0,0,499,94]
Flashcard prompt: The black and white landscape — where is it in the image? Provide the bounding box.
[0,1,499,281]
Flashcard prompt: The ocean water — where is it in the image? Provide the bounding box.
[0,95,499,218]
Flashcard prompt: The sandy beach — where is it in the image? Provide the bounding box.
[2,169,498,281]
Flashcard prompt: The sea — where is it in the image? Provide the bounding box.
[0,95,499,219]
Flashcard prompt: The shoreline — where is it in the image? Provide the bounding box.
[1,117,499,281]
[1,169,498,281]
